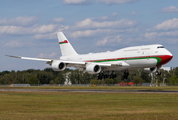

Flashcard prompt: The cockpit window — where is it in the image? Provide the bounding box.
[157,46,164,48]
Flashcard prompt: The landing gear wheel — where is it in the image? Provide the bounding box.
[121,70,129,80]
[156,71,161,76]
[97,71,117,80]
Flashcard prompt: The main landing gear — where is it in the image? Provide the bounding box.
[156,67,161,76]
[156,71,161,76]
[121,70,129,80]
[97,71,117,80]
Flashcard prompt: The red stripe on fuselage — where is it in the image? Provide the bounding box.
[85,55,173,66]
[157,55,173,67]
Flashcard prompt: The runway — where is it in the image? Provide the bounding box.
[0,89,178,93]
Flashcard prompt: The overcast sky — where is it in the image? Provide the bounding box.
[1,0,178,71]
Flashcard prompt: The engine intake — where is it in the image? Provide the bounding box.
[51,60,66,71]
[86,63,101,74]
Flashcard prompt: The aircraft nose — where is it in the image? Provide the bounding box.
[166,55,173,62]
[159,55,173,66]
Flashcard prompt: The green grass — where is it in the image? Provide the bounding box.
[0,91,178,120]
[1,86,178,91]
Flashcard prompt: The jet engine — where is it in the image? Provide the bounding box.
[86,63,101,74]
[51,60,66,71]
[143,67,156,73]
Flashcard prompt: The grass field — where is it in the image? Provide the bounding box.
[0,91,178,120]
[1,86,178,91]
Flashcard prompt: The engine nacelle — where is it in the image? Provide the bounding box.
[86,63,101,74]
[51,60,66,71]
[143,67,156,73]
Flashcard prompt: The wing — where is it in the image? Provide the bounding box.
[6,55,130,69]
[5,55,86,65]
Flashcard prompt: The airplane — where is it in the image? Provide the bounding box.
[6,32,173,80]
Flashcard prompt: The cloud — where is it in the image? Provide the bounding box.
[144,31,178,43]
[32,24,59,34]
[75,18,137,29]
[96,38,108,46]
[69,16,138,39]
[0,16,38,26]
[96,35,122,46]
[0,24,56,35]
[159,6,178,13]
[38,52,58,58]
[70,29,112,38]
[91,12,119,21]
[53,18,64,23]
[96,0,140,4]
[0,24,69,36]
[154,18,178,30]
[111,12,118,17]
[63,0,91,5]
[33,32,57,40]
[159,31,178,37]
[33,25,69,40]
[130,11,136,15]
[3,40,23,48]
[144,32,158,39]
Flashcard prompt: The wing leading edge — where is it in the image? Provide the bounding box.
[5,55,86,65]
[6,55,129,67]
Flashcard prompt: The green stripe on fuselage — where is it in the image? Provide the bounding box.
[92,57,162,66]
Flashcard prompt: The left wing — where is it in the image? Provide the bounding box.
[6,55,130,67]
[5,55,86,65]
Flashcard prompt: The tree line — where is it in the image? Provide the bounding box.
[0,67,178,85]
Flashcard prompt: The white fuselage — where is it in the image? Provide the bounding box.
[60,44,172,71]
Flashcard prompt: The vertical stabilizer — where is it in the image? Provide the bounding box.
[57,32,78,56]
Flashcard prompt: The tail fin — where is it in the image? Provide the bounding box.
[57,32,78,56]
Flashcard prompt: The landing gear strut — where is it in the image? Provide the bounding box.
[156,67,161,76]
[156,71,161,76]
[121,70,129,80]
[97,71,116,80]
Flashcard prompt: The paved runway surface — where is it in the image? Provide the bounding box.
[0,89,178,93]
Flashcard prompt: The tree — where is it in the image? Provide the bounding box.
[140,71,151,83]
[174,67,178,78]
[133,76,143,85]
[170,76,178,85]
[90,79,98,85]
[55,72,65,84]
[0,70,10,76]
[105,78,114,85]
[69,71,76,84]
[28,76,39,84]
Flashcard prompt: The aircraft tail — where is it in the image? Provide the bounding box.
[57,32,78,56]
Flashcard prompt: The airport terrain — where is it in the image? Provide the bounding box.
[0,86,178,120]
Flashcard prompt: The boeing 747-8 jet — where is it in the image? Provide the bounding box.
[6,32,173,80]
